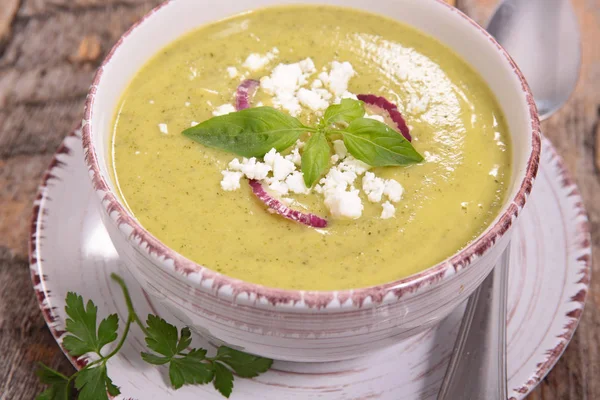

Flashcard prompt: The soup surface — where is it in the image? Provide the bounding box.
[112,5,511,290]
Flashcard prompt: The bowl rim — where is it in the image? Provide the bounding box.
[81,0,541,309]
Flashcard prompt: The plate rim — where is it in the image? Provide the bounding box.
[29,128,592,399]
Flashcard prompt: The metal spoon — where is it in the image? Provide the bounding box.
[438,1,581,398]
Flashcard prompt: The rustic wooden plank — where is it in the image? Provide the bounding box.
[0,0,598,399]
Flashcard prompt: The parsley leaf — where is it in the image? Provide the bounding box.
[74,364,119,400]
[62,292,118,357]
[36,363,72,400]
[141,315,214,389]
[142,314,179,358]
[169,349,214,389]
[301,131,330,187]
[37,275,274,399]
[215,346,273,378]
[213,362,234,398]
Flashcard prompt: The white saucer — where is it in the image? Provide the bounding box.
[30,128,591,400]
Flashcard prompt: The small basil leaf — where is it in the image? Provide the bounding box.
[301,131,330,187]
[340,118,423,166]
[322,98,365,126]
[183,107,309,157]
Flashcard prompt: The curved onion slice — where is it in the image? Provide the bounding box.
[357,94,412,142]
[235,79,260,111]
[248,180,328,228]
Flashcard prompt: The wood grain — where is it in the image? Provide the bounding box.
[0,0,598,399]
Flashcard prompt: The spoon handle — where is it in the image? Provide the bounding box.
[437,245,510,400]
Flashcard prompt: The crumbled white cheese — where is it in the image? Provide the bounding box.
[297,88,329,112]
[365,113,385,123]
[213,104,236,116]
[239,157,272,180]
[339,156,370,175]
[226,66,238,78]
[318,61,356,97]
[332,140,348,159]
[383,179,404,202]
[311,79,323,88]
[381,201,396,219]
[273,155,296,181]
[190,121,199,127]
[489,165,499,178]
[185,102,191,107]
[268,180,289,196]
[324,187,363,219]
[260,59,315,116]
[362,172,386,203]
[220,170,243,191]
[158,123,168,134]
[243,48,279,71]
[228,158,243,171]
[285,148,302,166]
[285,171,310,194]
[330,154,340,164]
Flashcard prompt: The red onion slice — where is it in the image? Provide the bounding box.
[357,94,412,142]
[236,79,260,111]
[248,180,328,228]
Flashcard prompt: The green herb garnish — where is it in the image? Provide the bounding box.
[36,274,273,399]
[183,98,423,187]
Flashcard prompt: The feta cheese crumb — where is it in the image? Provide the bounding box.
[158,123,168,134]
[263,148,296,180]
[260,59,315,116]
[285,148,302,166]
[381,201,396,219]
[220,170,243,191]
[318,61,356,97]
[285,171,310,194]
[268,180,289,196]
[190,121,199,127]
[213,104,236,116]
[489,165,499,178]
[243,48,279,71]
[297,88,329,111]
[362,172,386,203]
[226,66,238,78]
[339,156,370,175]
[384,179,404,202]
[330,154,340,164]
[185,102,191,107]
[324,187,363,219]
[240,157,271,180]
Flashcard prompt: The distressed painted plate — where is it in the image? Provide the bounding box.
[30,129,591,400]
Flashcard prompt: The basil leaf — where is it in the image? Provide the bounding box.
[340,118,423,166]
[301,131,330,187]
[183,107,310,157]
[322,98,365,126]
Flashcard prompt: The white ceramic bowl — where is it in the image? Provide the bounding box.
[82,0,541,362]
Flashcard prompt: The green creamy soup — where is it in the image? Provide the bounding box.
[112,6,511,291]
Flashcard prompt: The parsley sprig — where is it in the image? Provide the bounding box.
[37,273,273,399]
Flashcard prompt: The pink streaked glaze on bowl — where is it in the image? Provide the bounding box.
[81,0,541,361]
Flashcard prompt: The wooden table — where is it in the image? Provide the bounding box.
[0,0,598,398]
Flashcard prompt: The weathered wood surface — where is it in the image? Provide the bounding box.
[0,0,598,399]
